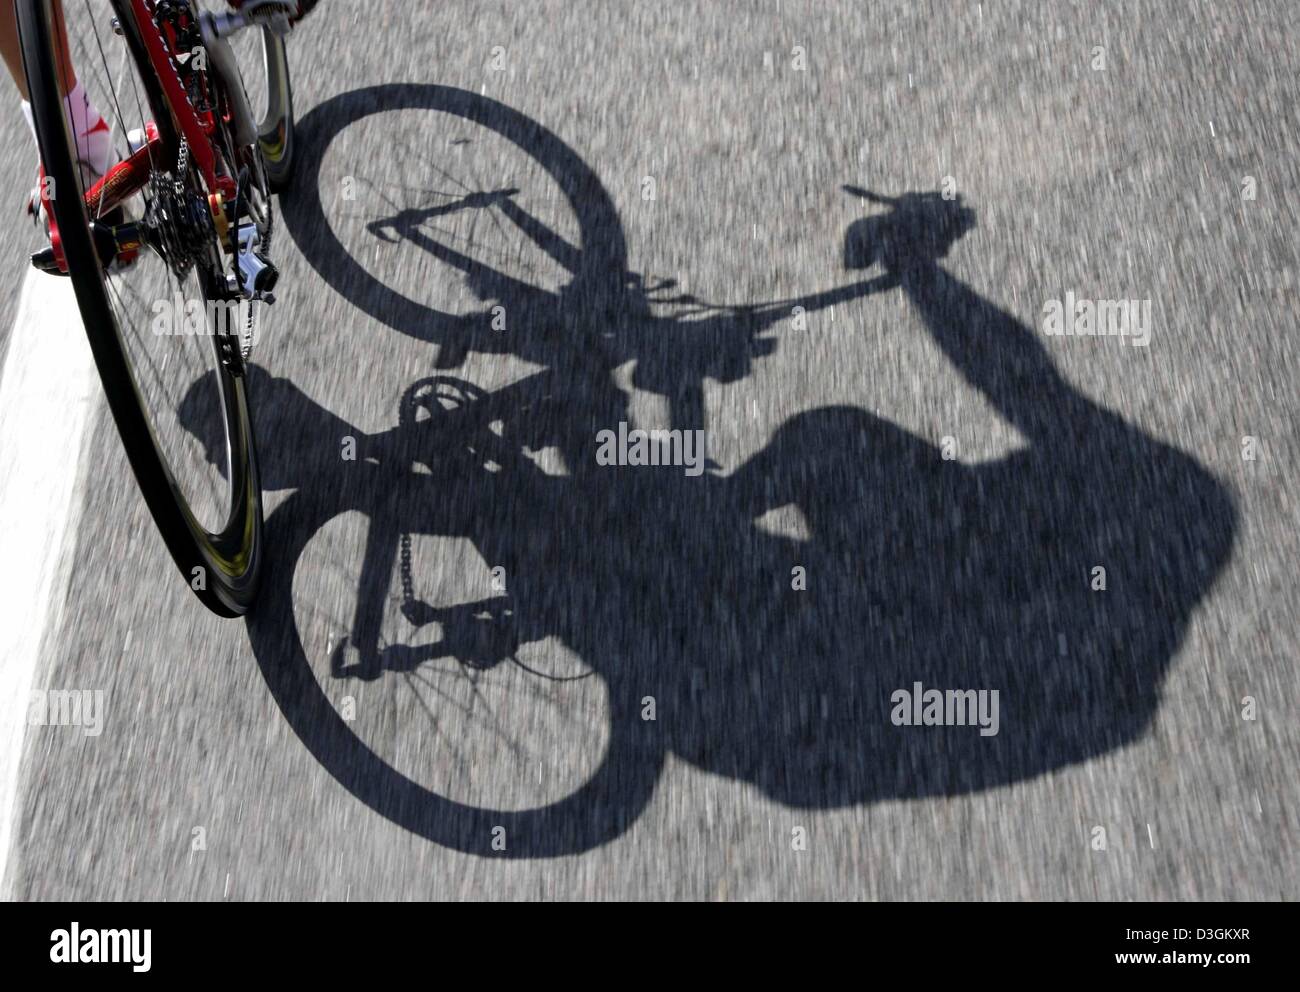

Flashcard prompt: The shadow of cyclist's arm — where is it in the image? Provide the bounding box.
[900,263,1116,445]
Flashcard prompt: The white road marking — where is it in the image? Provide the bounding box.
[0,270,99,897]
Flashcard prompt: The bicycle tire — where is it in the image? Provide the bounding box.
[283,83,631,346]
[18,0,263,617]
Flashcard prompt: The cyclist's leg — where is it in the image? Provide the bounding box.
[1,0,75,99]
[2,0,115,219]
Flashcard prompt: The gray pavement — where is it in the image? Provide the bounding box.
[2,0,1297,899]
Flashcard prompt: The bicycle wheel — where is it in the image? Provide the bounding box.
[19,0,262,616]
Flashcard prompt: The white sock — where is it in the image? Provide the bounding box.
[20,85,116,175]
[63,81,116,178]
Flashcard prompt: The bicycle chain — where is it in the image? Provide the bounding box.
[397,385,423,616]
[399,532,418,615]
[174,137,188,194]
[148,1,210,118]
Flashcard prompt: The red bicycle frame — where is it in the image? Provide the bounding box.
[44,0,236,272]
[123,0,227,196]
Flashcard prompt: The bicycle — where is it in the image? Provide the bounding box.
[17,0,303,615]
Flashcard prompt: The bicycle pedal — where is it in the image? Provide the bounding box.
[229,222,278,299]
[206,1,294,40]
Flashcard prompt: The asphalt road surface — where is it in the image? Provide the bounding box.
[1,0,1296,900]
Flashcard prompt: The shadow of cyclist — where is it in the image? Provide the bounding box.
[206,85,1238,853]
[658,189,1238,804]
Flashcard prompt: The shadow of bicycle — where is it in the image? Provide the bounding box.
[217,84,1237,857]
